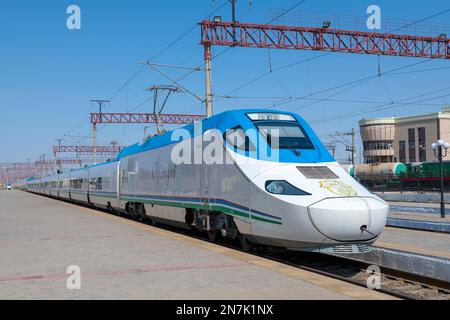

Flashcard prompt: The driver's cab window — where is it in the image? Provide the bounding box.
[224,126,255,152]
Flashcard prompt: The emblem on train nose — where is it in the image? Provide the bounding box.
[319,179,357,196]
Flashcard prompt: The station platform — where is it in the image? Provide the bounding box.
[375,226,450,259]
[376,192,450,204]
[0,191,391,300]
[387,201,450,233]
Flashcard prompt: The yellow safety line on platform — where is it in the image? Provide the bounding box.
[49,198,396,300]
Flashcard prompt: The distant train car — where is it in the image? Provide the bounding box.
[401,161,450,188]
[354,163,406,187]
[25,109,389,254]
[339,164,354,177]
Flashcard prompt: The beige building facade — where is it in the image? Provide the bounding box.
[359,107,450,164]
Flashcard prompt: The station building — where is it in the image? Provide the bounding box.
[359,106,450,164]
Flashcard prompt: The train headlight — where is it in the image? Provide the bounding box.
[265,180,311,195]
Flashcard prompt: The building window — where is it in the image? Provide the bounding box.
[362,140,394,151]
[418,127,426,162]
[408,128,416,163]
[399,140,406,163]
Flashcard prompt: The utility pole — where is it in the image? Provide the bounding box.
[204,45,213,117]
[90,99,110,164]
[344,129,356,169]
[231,0,236,23]
[55,138,64,173]
[39,154,47,177]
[351,128,356,169]
[147,85,182,134]
[332,130,356,167]
[139,61,205,116]
[231,0,237,44]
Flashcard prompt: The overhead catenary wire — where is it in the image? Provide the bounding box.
[263,58,433,111]
[59,4,450,160]
[60,0,229,146]
[311,86,450,125]
[209,7,450,114]
[179,0,312,114]
[213,94,444,106]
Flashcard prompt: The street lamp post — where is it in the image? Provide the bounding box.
[431,140,449,218]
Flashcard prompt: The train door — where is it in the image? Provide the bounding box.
[57,174,60,198]
[86,168,91,204]
[119,160,128,210]
[201,130,213,209]
[128,158,138,196]
[115,161,121,209]
[69,171,72,200]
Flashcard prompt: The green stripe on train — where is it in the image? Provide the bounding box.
[70,192,282,225]
[122,196,282,225]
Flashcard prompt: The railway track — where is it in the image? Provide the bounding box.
[124,213,450,300]
[259,250,450,300]
[44,194,450,300]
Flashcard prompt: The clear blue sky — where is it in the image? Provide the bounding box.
[1,0,449,164]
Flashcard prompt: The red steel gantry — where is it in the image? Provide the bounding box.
[200,20,449,59]
[199,20,449,116]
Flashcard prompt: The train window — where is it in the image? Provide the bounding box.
[128,159,138,174]
[255,122,314,150]
[71,179,84,189]
[224,126,255,152]
[97,177,102,190]
[89,178,97,190]
[265,180,311,196]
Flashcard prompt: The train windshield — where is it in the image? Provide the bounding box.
[254,122,315,150]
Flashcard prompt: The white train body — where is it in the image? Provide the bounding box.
[25,110,388,253]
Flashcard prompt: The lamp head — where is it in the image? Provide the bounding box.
[431,143,438,150]
[444,142,450,150]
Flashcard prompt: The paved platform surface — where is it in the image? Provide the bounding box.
[375,227,450,259]
[386,201,450,233]
[388,201,450,220]
[389,212,450,222]
[376,192,450,204]
[0,191,391,300]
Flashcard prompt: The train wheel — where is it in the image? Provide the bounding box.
[238,233,253,252]
[207,230,218,242]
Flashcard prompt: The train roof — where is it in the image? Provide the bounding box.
[115,108,322,160]
[30,109,333,180]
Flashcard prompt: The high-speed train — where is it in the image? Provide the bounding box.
[24,109,389,253]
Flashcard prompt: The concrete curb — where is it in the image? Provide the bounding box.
[335,247,450,284]
[376,192,450,203]
[386,217,450,233]
[390,205,450,215]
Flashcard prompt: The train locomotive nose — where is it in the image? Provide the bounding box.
[307,197,388,242]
